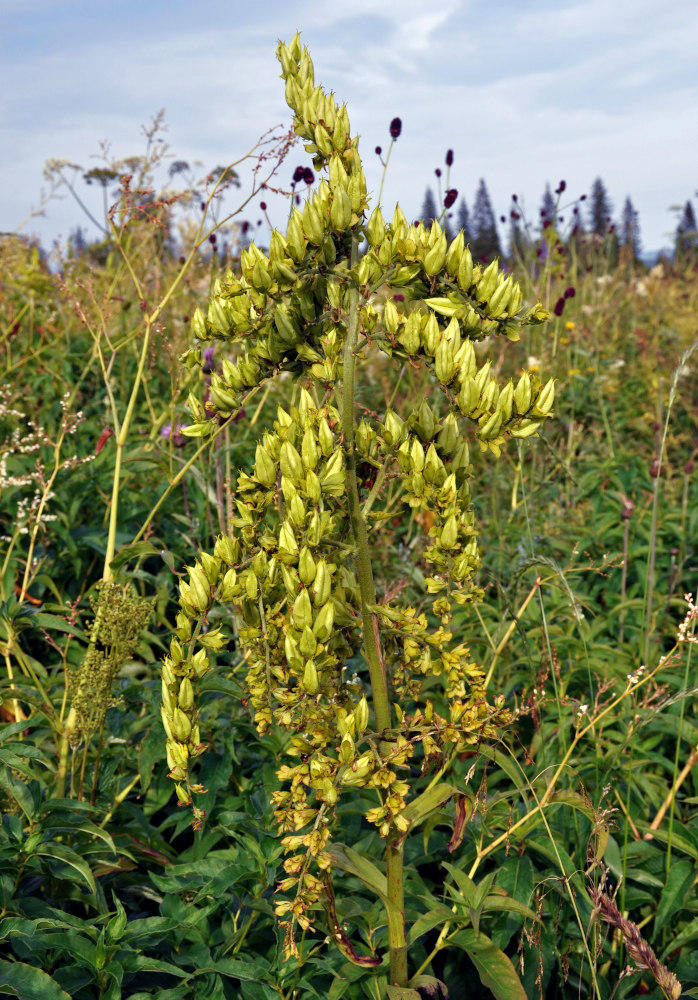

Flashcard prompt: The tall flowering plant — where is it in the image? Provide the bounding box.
[161,34,553,990]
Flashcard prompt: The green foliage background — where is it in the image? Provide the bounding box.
[1,70,697,999]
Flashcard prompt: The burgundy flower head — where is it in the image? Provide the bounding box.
[389,117,402,139]
[444,189,458,209]
[202,346,216,374]
[292,165,305,183]
[161,423,186,448]
[435,168,442,178]
[375,145,382,155]
[303,167,315,185]
[445,149,454,167]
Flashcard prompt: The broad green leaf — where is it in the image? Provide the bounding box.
[120,954,192,979]
[205,958,272,981]
[328,961,372,1000]
[492,854,535,948]
[441,861,476,906]
[0,749,43,781]
[548,788,596,823]
[126,990,191,1000]
[640,825,698,861]
[654,860,694,935]
[0,959,72,1000]
[660,915,698,960]
[408,902,455,944]
[40,817,117,853]
[326,843,400,920]
[482,894,537,921]
[0,769,35,819]
[401,783,455,828]
[386,988,421,999]
[496,854,534,909]
[109,541,161,571]
[5,930,97,968]
[451,929,527,1000]
[30,612,84,638]
[0,719,41,743]
[118,916,183,944]
[1,742,49,762]
[40,797,100,814]
[408,975,448,997]
[32,842,96,894]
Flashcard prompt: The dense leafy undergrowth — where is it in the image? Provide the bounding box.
[1,81,698,1000]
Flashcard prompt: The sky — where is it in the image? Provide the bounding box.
[2,0,697,255]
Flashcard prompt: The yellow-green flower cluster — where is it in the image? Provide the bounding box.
[164,32,557,955]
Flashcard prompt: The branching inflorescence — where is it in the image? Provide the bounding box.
[160,34,554,971]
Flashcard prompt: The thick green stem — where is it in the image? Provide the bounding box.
[341,236,406,986]
[386,833,408,986]
[341,238,391,737]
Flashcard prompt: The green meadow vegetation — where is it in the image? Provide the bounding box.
[1,35,697,1000]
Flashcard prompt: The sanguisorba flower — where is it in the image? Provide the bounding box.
[161,423,187,447]
[389,117,402,139]
[444,189,458,210]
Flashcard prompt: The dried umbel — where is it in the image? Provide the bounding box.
[163,34,554,970]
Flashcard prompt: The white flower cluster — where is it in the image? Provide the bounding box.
[0,383,93,539]
[678,594,698,645]
[626,665,647,686]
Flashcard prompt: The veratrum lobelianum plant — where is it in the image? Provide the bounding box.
[161,34,553,990]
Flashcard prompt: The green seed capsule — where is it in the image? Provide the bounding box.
[299,546,316,585]
[311,560,331,605]
[280,440,304,481]
[302,660,319,695]
[299,626,317,658]
[312,600,335,641]
[292,589,313,630]
[440,515,458,550]
[178,677,194,712]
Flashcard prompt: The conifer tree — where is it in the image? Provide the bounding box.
[420,187,438,227]
[620,197,641,259]
[589,177,612,237]
[457,198,471,243]
[471,179,501,262]
[508,209,528,262]
[539,183,556,231]
[675,201,698,261]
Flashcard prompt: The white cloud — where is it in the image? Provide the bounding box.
[2,0,695,251]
